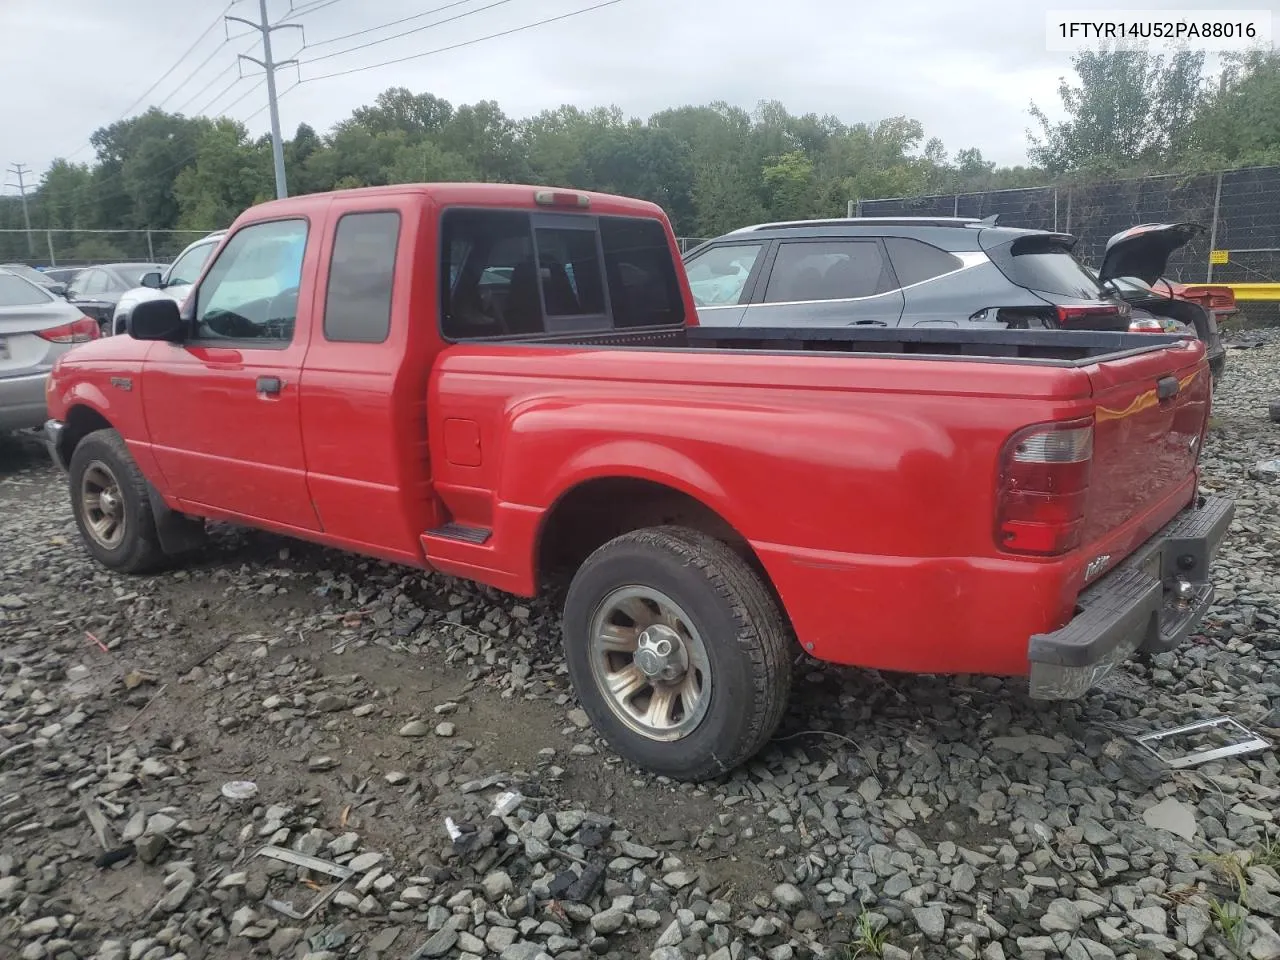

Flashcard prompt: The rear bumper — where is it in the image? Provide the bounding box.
[0,372,50,432]
[1028,495,1234,699]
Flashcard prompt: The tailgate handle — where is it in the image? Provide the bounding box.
[1157,376,1179,402]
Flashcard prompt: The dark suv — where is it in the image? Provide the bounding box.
[682,216,1225,381]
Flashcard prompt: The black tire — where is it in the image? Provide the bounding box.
[562,525,792,781]
[68,428,166,574]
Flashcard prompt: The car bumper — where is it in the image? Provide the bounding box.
[44,418,68,471]
[0,372,50,432]
[1028,495,1234,699]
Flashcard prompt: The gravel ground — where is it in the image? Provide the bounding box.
[3,337,1280,960]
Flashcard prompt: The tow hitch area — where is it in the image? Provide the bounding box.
[1028,496,1234,699]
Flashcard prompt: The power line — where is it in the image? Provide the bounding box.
[172,61,243,115]
[300,0,627,82]
[220,79,271,118]
[151,35,237,113]
[112,4,237,121]
[300,0,518,64]
[192,76,255,119]
[54,83,296,212]
[54,3,237,163]
[303,0,491,48]
[283,0,343,21]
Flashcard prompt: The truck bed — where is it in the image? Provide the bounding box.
[494,324,1187,365]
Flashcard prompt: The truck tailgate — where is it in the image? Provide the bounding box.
[1084,338,1209,549]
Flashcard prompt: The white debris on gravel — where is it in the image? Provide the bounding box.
[0,332,1279,959]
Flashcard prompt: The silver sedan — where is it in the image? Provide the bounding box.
[0,269,99,432]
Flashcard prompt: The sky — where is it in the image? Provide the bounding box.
[1,0,1275,189]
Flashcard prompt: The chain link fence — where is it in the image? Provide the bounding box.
[858,166,1280,324]
[0,229,214,268]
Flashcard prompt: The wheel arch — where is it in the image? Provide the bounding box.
[58,403,115,467]
[533,475,790,625]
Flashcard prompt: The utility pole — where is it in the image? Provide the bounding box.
[227,1,300,199]
[5,163,35,255]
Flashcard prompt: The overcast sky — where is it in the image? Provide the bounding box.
[2,0,1275,188]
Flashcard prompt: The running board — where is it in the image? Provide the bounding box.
[425,523,492,545]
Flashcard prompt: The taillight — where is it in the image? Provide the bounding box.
[38,317,100,344]
[1056,304,1130,326]
[996,418,1093,557]
[1129,317,1166,332]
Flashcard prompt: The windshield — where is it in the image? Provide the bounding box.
[0,272,54,306]
[167,241,218,287]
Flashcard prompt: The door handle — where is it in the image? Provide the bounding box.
[1156,375,1179,402]
[256,376,283,396]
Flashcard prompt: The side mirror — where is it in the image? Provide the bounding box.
[140,271,163,289]
[129,298,186,342]
[48,282,67,296]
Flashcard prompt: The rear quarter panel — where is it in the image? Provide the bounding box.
[429,345,1102,673]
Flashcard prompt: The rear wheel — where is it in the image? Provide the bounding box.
[68,429,166,574]
[562,526,792,781]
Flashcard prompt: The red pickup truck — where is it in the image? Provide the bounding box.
[44,184,1232,781]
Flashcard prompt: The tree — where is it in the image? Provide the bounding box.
[1186,50,1280,167]
[1028,48,1207,174]
[385,140,479,184]
[88,108,213,229]
[762,151,815,221]
[348,87,453,139]
[172,119,273,228]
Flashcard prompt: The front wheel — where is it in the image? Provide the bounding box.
[68,429,166,574]
[562,526,792,781]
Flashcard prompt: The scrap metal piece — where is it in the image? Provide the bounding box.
[252,844,354,920]
[1135,716,1271,769]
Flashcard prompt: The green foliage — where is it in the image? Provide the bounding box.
[846,910,889,958]
[4,46,1275,264]
[1029,48,1207,174]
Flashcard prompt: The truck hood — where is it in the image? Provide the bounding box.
[1098,223,1204,284]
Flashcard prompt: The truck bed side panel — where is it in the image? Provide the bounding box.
[426,346,1109,672]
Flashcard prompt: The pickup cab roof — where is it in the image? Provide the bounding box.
[235,182,669,225]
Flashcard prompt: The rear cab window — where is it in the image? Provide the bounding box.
[441,208,684,340]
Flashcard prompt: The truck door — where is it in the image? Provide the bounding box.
[142,217,322,531]
[297,200,434,563]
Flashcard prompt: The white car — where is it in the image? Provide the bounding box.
[110,230,226,335]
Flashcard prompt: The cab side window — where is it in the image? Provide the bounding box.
[324,211,401,343]
[194,219,308,344]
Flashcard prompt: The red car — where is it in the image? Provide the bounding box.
[43,184,1231,780]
